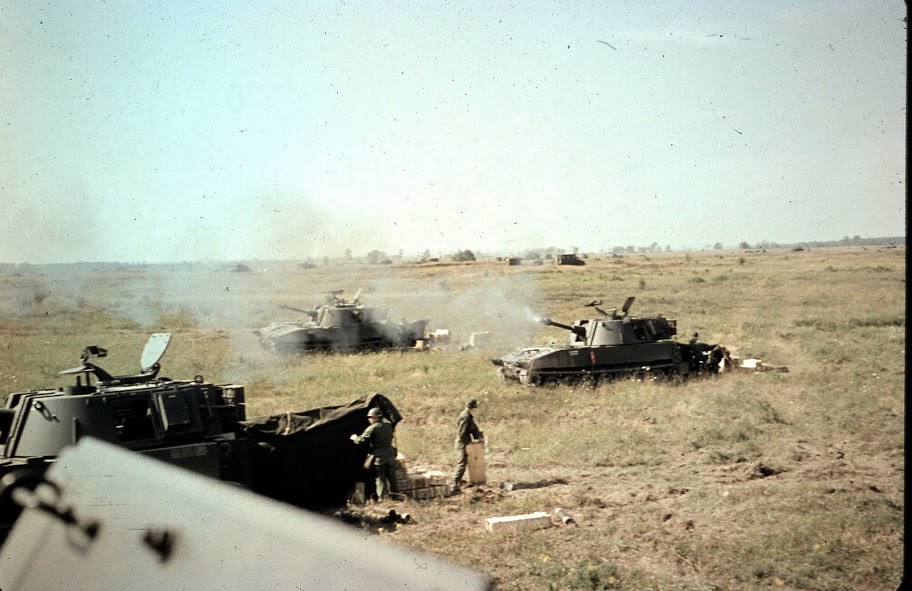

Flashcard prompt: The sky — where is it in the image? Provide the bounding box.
[0,0,906,264]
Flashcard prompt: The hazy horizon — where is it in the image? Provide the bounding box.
[0,235,904,268]
[2,1,906,265]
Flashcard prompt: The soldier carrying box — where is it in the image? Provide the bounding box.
[450,399,484,495]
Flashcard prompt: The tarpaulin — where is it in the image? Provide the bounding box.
[238,393,402,507]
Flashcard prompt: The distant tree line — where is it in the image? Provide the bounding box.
[366,250,392,265]
[610,244,672,254]
[451,249,476,262]
[603,236,905,254]
[733,236,905,250]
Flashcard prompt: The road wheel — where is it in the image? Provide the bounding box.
[519,371,541,386]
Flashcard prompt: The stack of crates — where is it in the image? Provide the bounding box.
[394,453,449,499]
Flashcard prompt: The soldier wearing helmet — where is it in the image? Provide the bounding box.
[350,407,397,501]
[450,399,484,494]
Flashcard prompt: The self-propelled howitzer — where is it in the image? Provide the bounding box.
[255,289,428,354]
[492,297,730,385]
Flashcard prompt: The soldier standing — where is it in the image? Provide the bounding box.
[451,398,484,494]
[350,407,397,502]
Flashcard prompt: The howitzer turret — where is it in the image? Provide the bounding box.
[492,297,731,386]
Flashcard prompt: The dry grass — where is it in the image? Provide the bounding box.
[0,247,904,590]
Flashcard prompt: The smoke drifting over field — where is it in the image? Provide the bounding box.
[1,261,549,378]
[357,275,545,351]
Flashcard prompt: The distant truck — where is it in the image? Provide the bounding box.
[556,254,585,266]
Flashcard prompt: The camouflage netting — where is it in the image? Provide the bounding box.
[238,393,402,508]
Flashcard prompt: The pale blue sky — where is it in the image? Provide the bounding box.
[1,1,906,263]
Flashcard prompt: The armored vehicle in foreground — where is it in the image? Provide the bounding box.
[492,297,731,385]
[255,289,428,354]
[0,333,248,540]
[0,333,403,541]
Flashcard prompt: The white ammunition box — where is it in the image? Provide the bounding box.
[484,512,553,532]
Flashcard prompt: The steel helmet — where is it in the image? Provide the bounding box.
[367,407,383,418]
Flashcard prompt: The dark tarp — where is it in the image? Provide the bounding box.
[236,393,402,508]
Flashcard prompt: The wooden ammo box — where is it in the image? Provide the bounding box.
[466,441,486,484]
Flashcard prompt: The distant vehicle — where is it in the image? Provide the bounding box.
[254,289,428,354]
[492,297,731,385]
[556,254,585,266]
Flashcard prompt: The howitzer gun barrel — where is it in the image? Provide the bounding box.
[539,318,586,338]
[279,304,314,315]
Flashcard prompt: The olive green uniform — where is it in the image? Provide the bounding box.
[353,419,397,500]
[453,408,483,486]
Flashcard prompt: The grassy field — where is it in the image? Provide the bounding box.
[0,246,904,590]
